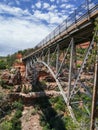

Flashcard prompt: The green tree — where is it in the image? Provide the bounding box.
[6,54,16,68]
[0,60,6,69]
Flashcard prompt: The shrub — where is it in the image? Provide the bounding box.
[51,96,65,112]
[0,80,7,88]
[0,121,12,130]
[12,101,23,111]
[42,123,50,130]
[0,60,6,69]
[0,93,3,100]
[31,109,37,115]
[63,117,78,130]
[54,103,65,112]
[14,110,22,118]
[11,117,21,130]
[39,113,47,127]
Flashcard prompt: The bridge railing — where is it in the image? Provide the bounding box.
[35,0,98,49]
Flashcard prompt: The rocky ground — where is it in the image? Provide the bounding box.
[21,106,42,130]
[0,64,94,130]
[0,68,60,130]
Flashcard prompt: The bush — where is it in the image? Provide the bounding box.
[49,97,60,104]
[0,93,3,100]
[12,101,23,111]
[54,103,65,112]
[52,118,66,130]
[50,96,65,112]
[0,80,7,88]
[77,64,81,68]
[42,123,50,130]
[63,117,78,130]
[11,118,21,130]
[31,109,37,115]
[14,110,22,118]
[0,60,6,69]
[0,100,23,130]
[39,113,47,127]
[0,121,13,130]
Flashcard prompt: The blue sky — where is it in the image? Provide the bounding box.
[0,0,85,56]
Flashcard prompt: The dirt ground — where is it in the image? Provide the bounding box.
[21,106,42,130]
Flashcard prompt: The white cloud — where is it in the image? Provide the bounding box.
[15,0,20,5]
[60,4,66,8]
[66,4,74,9]
[89,3,95,9]
[56,0,60,4]
[60,3,75,10]
[35,1,41,8]
[43,3,50,9]
[33,10,49,22]
[19,0,30,2]
[0,4,55,56]
[61,0,68,2]
[0,3,31,17]
[50,0,55,2]
[48,5,57,11]
[0,16,52,56]
[33,10,66,24]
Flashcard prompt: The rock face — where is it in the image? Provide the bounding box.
[13,69,22,85]
[1,72,11,84]
[1,68,22,86]
[13,53,26,77]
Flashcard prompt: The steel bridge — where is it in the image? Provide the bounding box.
[23,0,98,129]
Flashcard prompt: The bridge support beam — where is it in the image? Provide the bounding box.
[90,42,98,130]
[68,38,74,104]
[25,61,30,79]
[25,62,28,78]
[47,48,50,65]
[56,44,59,74]
[73,43,77,76]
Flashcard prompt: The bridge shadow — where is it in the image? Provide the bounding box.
[32,80,66,130]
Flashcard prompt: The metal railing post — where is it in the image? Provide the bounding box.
[74,9,77,23]
[66,19,67,30]
[86,0,90,19]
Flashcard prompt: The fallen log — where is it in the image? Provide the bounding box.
[9,91,62,99]
[9,91,67,104]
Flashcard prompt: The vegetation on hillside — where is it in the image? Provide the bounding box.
[0,59,7,69]
[0,100,23,130]
[0,46,38,69]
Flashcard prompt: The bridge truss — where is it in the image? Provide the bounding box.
[23,0,98,129]
[24,32,98,129]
